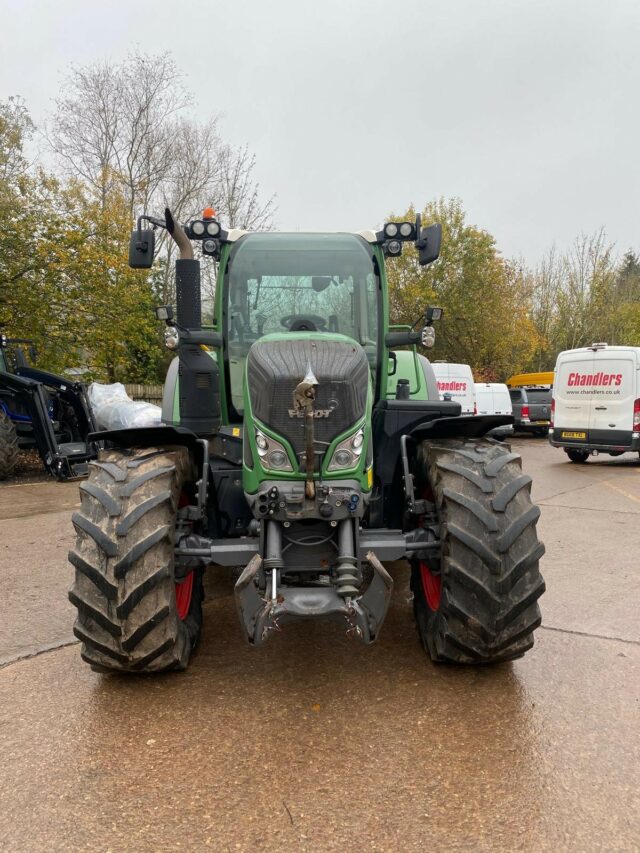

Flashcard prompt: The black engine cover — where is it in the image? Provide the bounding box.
[246,337,369,458]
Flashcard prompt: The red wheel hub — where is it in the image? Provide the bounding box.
[175,490,194,620]
[419,561,441,611]
[175,572,194,621]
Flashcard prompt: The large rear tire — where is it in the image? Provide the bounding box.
[410,438,545,664]
[68,447,203,673]
[0,411,18,480]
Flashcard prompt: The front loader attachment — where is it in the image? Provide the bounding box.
[0,370,96,479]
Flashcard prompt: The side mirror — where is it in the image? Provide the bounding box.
[417,223,442,266]
[129,228,156,269]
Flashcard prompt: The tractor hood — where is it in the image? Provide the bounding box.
[245,333,370,462]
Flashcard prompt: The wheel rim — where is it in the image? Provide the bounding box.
[419,561,442,611]
[175,572,194,620]
[175,489,194,620]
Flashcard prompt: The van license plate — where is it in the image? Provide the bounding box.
[561,431,586,439]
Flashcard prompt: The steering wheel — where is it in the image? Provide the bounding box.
[280,314,327,332]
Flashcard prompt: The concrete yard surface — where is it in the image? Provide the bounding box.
[0,438,639,851]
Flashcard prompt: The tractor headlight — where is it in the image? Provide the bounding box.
[206,220,220,236]
[163,326,179,350]
[384,222,398,238]
[191,220,205,236]
[399,222,414,238]
[254,429,293,471]
[327,426,365,471]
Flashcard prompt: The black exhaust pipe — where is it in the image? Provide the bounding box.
[165,208,220,436]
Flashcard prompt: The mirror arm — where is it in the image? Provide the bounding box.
[180,329,222,348]
[385,330,422,347]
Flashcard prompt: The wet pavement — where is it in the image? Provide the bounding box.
[0,439,639,851]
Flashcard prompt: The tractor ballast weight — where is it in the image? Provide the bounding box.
[68,208,545,673]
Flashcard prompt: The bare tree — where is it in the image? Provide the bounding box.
[48,50,277,313]
[214,143,276,230]
[49,52,189,215]
[0,96,34,184]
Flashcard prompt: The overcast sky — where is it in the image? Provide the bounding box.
[1,0,638,263]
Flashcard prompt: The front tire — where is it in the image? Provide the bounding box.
[68,447,203,673]
[0,411,18,480]
[410,438,545,664]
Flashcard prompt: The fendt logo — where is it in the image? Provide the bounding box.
[437,380,467,392]
[288,409,331,419]
[567,372,622,387]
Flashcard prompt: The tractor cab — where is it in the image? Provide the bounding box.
[223,232,380,418]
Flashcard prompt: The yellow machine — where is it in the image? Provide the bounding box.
[506,371,554,388]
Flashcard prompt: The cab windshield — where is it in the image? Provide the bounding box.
[225,233,379,415]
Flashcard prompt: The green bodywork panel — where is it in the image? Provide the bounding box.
[386,349,429,401]
[241,332,373,494]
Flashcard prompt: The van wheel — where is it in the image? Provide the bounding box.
[566,449,589,464]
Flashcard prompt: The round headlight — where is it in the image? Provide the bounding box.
[387,240,401,256]
[191,220,205,236]
[163,327,179,350]
[267,450,288,468]
[334,449,353,467]
[352,431,364,450]
[206,221,220,236]
[384,223,398,237]
[399,222,413,237]
[421,326,436,348]
[203,238,218,254]
[256,433,268,451]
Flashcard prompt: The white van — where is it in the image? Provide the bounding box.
[550,343,640,462]
[431,362,476,415]
[474,382,514,439]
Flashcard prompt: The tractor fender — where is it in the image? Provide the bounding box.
[410,414,514,441]
[88,425,206,467]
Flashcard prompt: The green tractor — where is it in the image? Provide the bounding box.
[68,208,545,672]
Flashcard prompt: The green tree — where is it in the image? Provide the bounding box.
[386,198,541,380]
[0,99,163,382]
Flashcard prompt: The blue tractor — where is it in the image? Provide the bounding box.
[0,335,96,480]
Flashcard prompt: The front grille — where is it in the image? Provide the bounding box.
[247,338,369,460]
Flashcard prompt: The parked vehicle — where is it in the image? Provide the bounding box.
[0,336,96,480]
[474,382,513,440]
[549,343,640,463]
[431,362,476,414]
[68,207,544,674]
[506,373,553,436]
